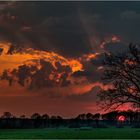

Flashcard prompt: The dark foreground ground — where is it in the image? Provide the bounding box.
[0,128,140,139]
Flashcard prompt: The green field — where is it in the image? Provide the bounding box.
[0,128,139,139]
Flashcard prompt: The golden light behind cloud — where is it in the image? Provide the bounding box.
[0,42,83,73]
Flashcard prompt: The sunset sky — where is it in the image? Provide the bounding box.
[0,1,139,117]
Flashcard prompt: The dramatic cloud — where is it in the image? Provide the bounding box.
[0,1,139,117]
[0,2,139,57]
[0,43,84,89]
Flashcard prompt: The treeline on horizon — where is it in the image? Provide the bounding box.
[0,110,139,129]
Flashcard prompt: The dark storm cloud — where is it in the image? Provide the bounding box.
[0,2,92,57]
[78,2,140,45]
[104,42,128,54]
[0,59,72,89]
[0,1,140,86]
[72,70,90,77]
[36,16,91,57]
[0,1,140,57]
[72,58,103,82]
[72,41,128,83]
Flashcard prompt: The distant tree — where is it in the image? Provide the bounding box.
[42,114,49,119]
[93,113,100,127]
[20,115,26,119]
[31,113,41,119]
[56,116,63,120]
[76,113,86,120]
[41,114,49,128]
[1,112,14,128]
[99,44,140,110]
[50,116,57,119]
[19,115,27,128]
[86,113,93,120]
[93,113,100,120]
[85,113,93,126]
[1,112,14,119]
[31,113,41,128]
[122,110,140,123]
[50,116,63,127]
[102,111,118,121]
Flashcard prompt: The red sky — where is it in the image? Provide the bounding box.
[0,1,138,117]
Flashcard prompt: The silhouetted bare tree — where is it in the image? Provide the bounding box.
[99,44,140,110]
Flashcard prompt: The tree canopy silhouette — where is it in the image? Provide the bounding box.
[99,44,140,110]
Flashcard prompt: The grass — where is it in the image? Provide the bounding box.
[0,128,139,139]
